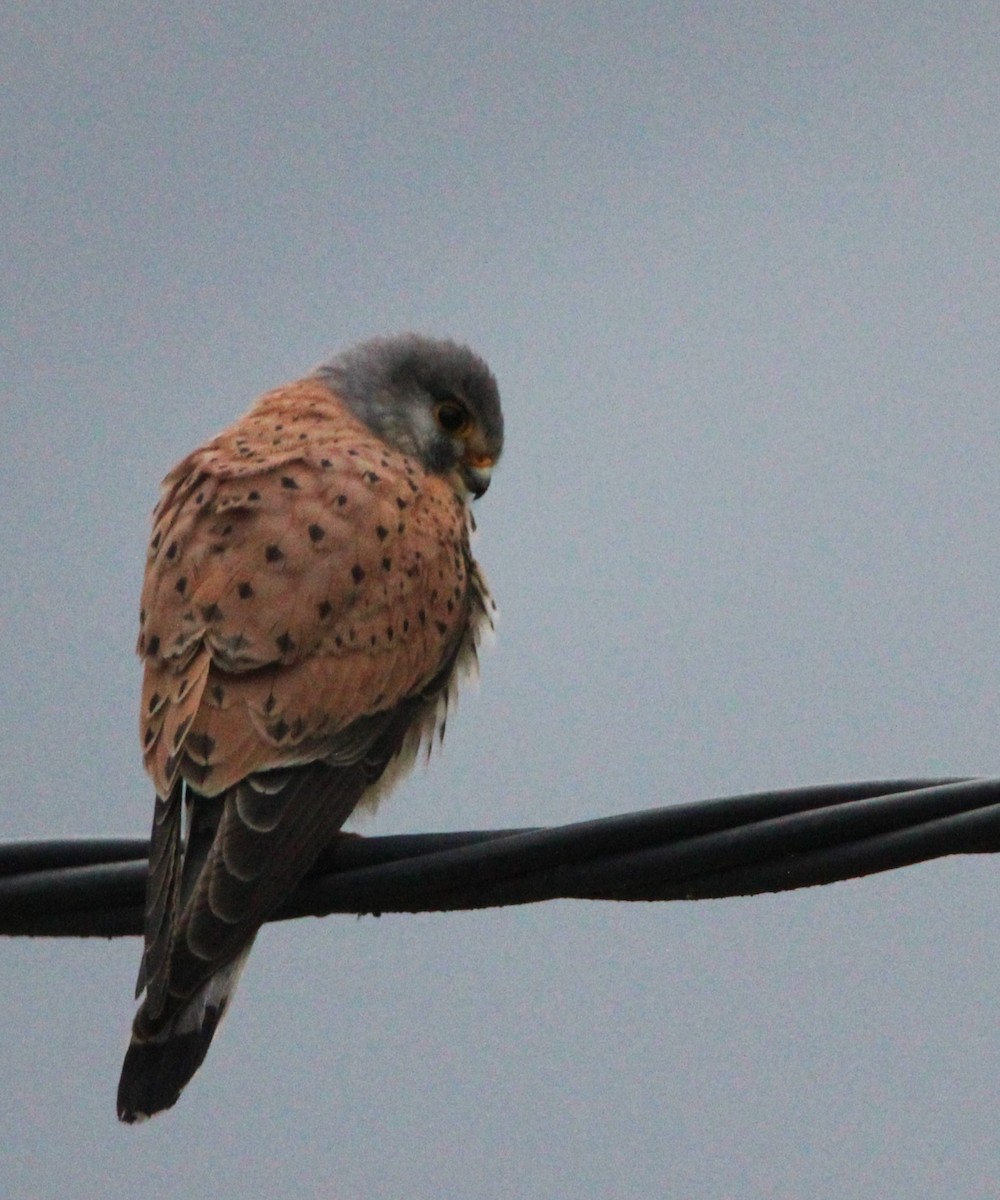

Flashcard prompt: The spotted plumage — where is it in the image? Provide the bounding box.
[118,335,502,1122]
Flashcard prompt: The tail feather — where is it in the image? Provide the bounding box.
[117,948,250,1123]
[117,1014,222,1123]
[119,713,441,1120]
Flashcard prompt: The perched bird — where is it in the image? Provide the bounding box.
[117,335,503,1122]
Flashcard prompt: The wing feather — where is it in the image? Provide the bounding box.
[137,379,473,797]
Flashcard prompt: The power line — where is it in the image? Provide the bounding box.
[2,777,997,938]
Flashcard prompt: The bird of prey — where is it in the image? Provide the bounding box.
[117,334,503,1122]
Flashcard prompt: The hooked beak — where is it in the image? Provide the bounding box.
[462,452,495,499]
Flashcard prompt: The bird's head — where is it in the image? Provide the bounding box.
[316,334,503,499]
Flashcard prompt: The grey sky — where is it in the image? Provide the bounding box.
[3,1,1000,1196]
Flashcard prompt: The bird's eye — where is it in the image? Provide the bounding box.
[435,400,469,435]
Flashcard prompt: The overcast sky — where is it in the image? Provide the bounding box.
[4,2,1000,1196]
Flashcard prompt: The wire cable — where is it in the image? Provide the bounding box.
[2,777,997,938]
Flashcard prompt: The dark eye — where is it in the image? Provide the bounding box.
[435,400,469,435]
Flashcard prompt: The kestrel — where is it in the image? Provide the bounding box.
[117,335,503,1122]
